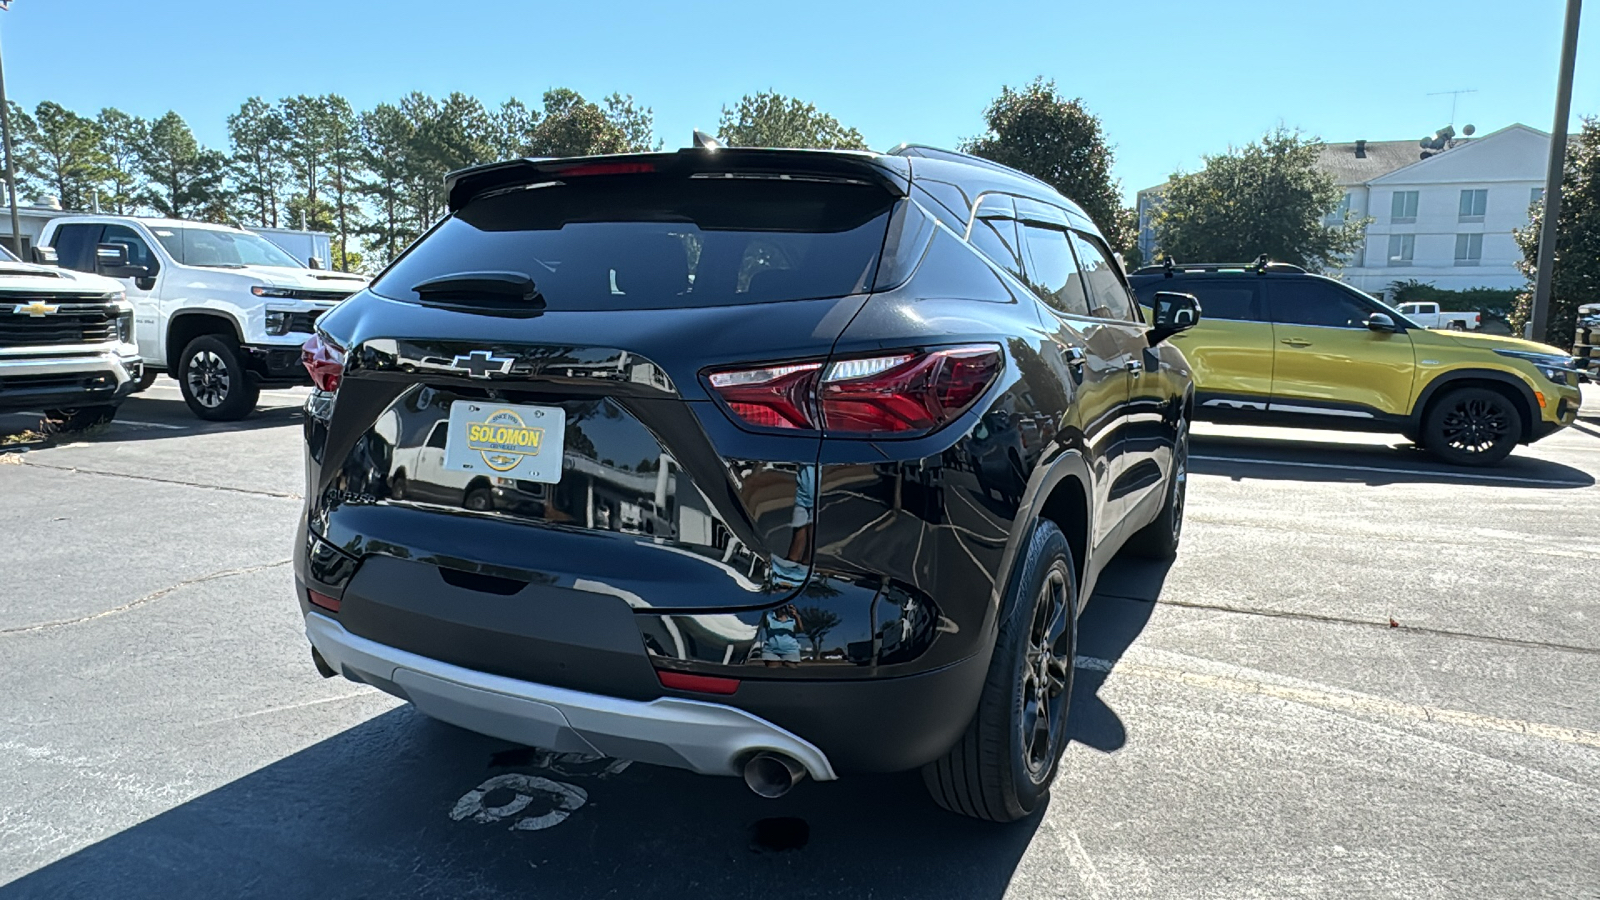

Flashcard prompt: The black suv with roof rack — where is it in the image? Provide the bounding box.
[1128,257,1582,465]
[292,142,1199,821]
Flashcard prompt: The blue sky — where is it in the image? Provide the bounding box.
[3,0,1596,201]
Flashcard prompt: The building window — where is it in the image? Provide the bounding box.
[1386,234,1415,265]
[1454,233,1483,266]
[1458,189,1487,222]
[1329,191,1352,223]
[1390,191,1419,224]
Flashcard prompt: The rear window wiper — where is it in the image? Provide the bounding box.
[412,271,546,314]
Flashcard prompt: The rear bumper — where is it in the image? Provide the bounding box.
[0,348,141,412]
[306,611,838,781]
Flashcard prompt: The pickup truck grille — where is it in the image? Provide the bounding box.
[0,299,120,349]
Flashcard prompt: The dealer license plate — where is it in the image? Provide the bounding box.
[442,401,566,484]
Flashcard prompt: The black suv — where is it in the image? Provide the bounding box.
[294,145,1198,821]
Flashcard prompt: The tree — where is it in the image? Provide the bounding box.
[280,95,334,233]
[490,97,538,159]
[356,102,418,265]
[528,88,655,157]
[1512,116,1600,348]
[22,101,109,211]
[96,108,147,215]
[322,95,365,271]
[226,97,287,227]
[1152,127,1366,273]
[962,79,1134,254]
[3,101,40,201]
[139,111,228,220]
[717,91,867,150]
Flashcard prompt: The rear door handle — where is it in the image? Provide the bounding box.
[1280,338,1311,348]
[1125,359,1143,374]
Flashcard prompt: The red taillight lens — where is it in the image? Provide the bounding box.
[301,333,345,392]
[706,362,822,430]
[706,345,1001,437]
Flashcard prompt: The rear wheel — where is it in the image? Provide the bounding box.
[923,519,1076,822]
[1421,386,1522,466]
[39,404,119,435]
[1448,321,1466,331]
[178,335,259,421]
[1125,415,1188,559]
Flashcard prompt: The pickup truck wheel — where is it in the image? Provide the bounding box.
[39,404,119,434]
[923,519,1076,822]
[1422,387,1522,466]
[1125,416,1188,559]
[1449,321,1466,332]
[177,335,260,421]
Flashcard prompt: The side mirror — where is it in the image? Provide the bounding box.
[96,243,129,267]
[96,242,154,280]
[1149,291,1201,345]
[308,255,324,270]
[1365,312,1398,333]
[33,246,59,266]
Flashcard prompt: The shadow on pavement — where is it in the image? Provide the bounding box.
[1190,432,1594,488]
[1067,556,1170,755]
[0,395,303,448]
[4,709,1046,900]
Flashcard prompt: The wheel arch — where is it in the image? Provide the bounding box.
[988,449,1094,634]
[1414,369,1540,443]
[166,311,245,374]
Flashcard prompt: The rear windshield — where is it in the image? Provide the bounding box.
[370,176,893,310]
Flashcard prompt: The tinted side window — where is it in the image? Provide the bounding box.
[100,224,159,270]
[51,224,103,273]
[966,195,1024,280]
[1019,224,1090,317]
[1269,279,1376,328]
[1069,232,1138,322]
[1134,278,1261,322]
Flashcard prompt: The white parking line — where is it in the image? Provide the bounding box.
[1075,654,1600,750]
[1190,454,1589,488]
[114,419,187,430]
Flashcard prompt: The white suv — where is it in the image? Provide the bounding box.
[0,242,140,432]
[38,216,366,420]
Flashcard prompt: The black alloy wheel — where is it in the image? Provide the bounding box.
[177,335,260,421]
[923,519,1077,822]
[1126,415,1188,559]
[1423,387,1522,466]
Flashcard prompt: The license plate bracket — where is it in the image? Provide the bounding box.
[442,401,565,484]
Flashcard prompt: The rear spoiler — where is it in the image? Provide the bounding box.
[444,148,911,213]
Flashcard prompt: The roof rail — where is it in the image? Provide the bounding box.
[885,143,1054,191]
[1134,255,1307,277]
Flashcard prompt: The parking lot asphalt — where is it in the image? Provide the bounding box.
[2,379,1598,899]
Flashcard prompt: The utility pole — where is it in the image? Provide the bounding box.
[1531,0,1583,343]
[0,1,23,258]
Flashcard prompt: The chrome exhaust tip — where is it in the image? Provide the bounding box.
[743,752,807,798]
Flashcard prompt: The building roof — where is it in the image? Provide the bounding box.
[1315,138,1453,185]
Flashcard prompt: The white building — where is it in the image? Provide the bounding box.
[1136,124,1551,298]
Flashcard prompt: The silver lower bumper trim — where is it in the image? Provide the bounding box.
[304,613,837,781]
[0,348,139,385]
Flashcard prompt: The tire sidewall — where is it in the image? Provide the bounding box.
[1423,387,1522,466]
[178,335,258,421]
[994,521,1078,816]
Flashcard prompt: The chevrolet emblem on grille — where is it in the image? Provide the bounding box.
[448,350,514,379]
[13,300,60,317]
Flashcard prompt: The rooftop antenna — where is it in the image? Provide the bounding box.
[1426,88,1477,126]
[691,130,722,151]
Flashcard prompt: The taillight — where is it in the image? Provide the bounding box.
[706,345,1001,437]
[301,333,345,392]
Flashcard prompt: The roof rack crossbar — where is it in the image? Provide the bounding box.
[1134,257,1307,276]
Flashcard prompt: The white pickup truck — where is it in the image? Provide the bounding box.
[1395,301,1480,331]
[38,216,366,420]
[0,241,141,432]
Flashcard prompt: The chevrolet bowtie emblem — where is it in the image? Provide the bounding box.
[449,350,514,379]
[13,300,60,317]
